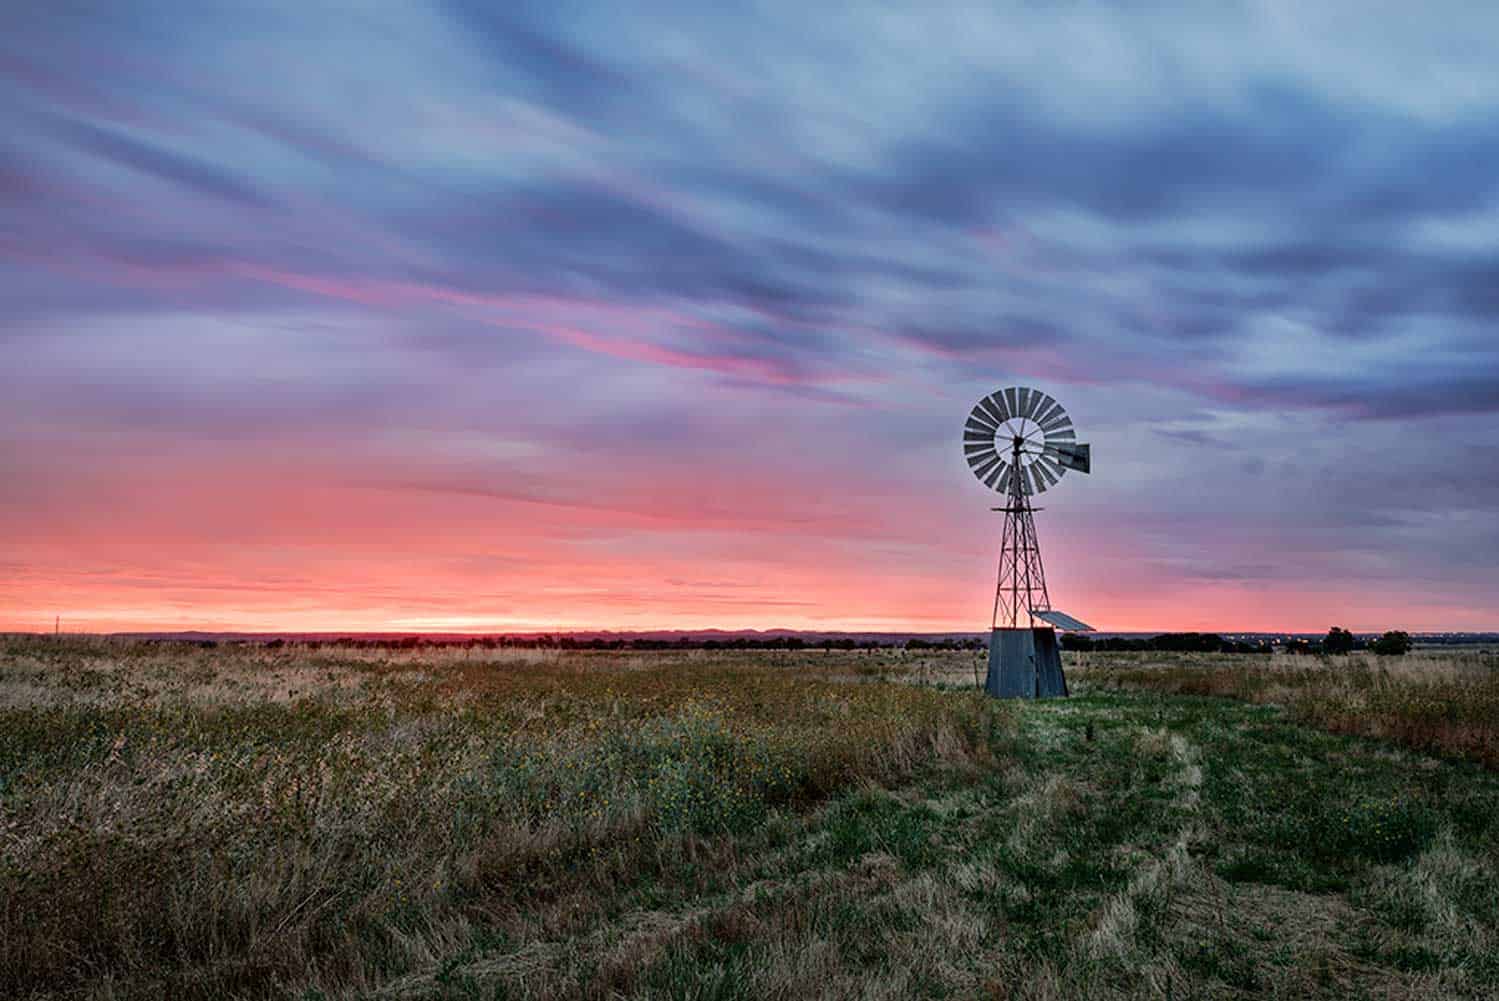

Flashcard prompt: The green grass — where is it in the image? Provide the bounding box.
[1076,648,1499,768]
[3,640,1498,998]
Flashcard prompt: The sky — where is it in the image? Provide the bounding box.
[3,2,1498,634]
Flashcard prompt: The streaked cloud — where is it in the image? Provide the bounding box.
[2,2,1496,632]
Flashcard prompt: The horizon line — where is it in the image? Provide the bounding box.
[8,626,1496,639]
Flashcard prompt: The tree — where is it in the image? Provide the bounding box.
[1323,626,1356,655]
[1372,630,1412,656]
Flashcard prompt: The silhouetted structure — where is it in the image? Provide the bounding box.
[963,387,1093,698]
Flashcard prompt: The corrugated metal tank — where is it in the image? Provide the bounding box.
[985,627,1068,698]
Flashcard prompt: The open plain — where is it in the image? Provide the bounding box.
[4,637,1498,1000]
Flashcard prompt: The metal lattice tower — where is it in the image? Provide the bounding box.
[991,435,1052,628]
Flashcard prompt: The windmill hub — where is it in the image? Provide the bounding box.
[962,386,1094,699]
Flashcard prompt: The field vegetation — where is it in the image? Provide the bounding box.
[1076,649,1499,769]
[3,637,1498,999]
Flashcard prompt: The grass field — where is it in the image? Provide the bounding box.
[4,638,1498,999]
[1076,649,1499,770]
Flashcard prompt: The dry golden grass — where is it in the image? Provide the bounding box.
[0,637,1003,1000]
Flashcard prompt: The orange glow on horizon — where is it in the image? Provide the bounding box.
[4,450,1493,638]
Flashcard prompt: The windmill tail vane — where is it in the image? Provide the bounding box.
[962,386,1095,699]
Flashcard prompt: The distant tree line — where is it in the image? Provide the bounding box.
[1058,627,1415,656]
[146,628,1416,656]
[902,637,987,651]
[1059,632,1273,654]
[1404,632,1499,646]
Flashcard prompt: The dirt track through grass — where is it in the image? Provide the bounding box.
[369,691,1499,1000]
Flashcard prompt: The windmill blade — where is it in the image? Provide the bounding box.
[1043,426,1076,443]
[1033,398,1063,427]
[1039,411,1072,433]
[987,462,1010,491]
[1003,387,1019,420]
[977,395,1007,427]
[989,391,1015,422]
[969,444,1001,467]
[965,445,999,464]
[967,409,998,433]
[964,427,997,444]
[1034,458,1060,488]
[970,458,997,483]
[971,456,1003,483]
[1026,464,1045,495]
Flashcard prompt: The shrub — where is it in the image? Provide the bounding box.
[1324,626,1356,655]
[1373,630,1412,656]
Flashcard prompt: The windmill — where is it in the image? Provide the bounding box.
[963,387,1093,698]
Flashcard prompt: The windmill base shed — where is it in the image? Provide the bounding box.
[985,627,1068,699]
